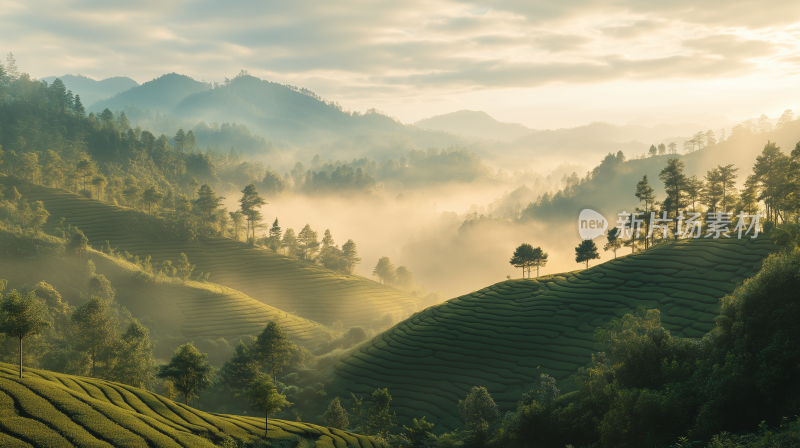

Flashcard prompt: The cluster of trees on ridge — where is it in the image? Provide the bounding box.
[506,140,798,278]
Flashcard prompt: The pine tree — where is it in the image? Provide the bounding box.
[509,243,533,278]
[252,321,293,383]
[575,239,600,269]
[110,319,155,389]
[297,224,320,261]
[531,246,548,277]
[635,175,656,248]
[603,228,622,258]
[218,341,260,396]
[659,158,687,238]
[268,218,282,252]
[239,184,266,243]
[73,94,85,117]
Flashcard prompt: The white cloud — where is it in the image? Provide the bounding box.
[2,0,799,127]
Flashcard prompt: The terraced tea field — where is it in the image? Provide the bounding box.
[0,251,330,345]
[0,363,385,448]
[3,178,418,328]
[332,237,777,430]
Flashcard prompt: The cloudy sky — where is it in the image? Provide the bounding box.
[3,0,800,128]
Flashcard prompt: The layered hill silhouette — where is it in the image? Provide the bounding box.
[414,110,533,142]
[1,178,418,329]
[89,73,211,114]
[0,363,385,447]
[331,236,777,430]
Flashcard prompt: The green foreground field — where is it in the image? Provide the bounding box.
[0,363,386,448]
[332,237,777,430]
[2,177,418,328]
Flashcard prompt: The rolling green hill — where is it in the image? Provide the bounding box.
[0,250,330,347]
[331,236,777,431]
[2,178,418,329]
[0,363,385,448]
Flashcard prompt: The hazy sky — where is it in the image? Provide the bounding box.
[4,0,800,128]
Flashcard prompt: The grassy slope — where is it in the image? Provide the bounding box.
[0,363,385,448]
[331,237,776,431]
[2,177,418,328]
[0,250,330,346]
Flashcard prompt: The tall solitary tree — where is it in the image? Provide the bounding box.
[575,239,600,269]
[603,228,622,258]
[157,342,213,405]
[635,175,657,249]
[252,321,293,383]
[267,218,282,252]
[247,374,291,438]
[239,184,266,243]
[0,291,51,378]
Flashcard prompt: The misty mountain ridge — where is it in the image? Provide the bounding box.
[40,73,139,106]
[414,110,534,142]
[89,72,211,113]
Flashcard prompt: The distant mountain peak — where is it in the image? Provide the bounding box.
[414,110,533,142]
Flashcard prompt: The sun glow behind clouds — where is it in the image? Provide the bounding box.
[3,0,800,127]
